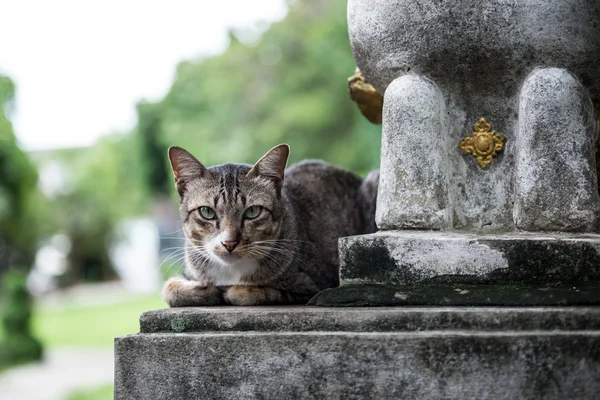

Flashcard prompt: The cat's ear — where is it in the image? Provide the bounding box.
[246,144,290,191]
[168,146,207,195]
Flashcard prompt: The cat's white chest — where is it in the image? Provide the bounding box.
[204,258,258,286]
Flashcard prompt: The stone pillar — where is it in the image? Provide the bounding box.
[514,68,600,231]
[334,0,600,296]
[377,75,451,230]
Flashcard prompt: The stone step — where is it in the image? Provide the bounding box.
[139,306,600,333]
[115,307,600,399]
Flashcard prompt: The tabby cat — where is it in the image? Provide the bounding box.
[163,144,378,306]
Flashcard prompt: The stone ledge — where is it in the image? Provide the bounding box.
[116,306,600,399]
[339,231,600,285]
[139,306,600,333]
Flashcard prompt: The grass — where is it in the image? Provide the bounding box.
[66,384,114,400]
[31,295,166,348]
[0,291,166,399]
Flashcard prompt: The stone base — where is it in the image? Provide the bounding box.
[339,231,600,285]
[115,307,600,399]
[308,283,600,307]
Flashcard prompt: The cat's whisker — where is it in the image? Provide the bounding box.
[160,245,205,270]
[247,249,281,269]
[165,262,185,275]
[160,250,186,264]
[248,245,307,269]
[253,239,312,243]
[190,254,214,276]
[252,240,318,255]
[190,250,210,265]
[253,242,313,251]
[250,243,305,257]
[163,254,188,273]
[160,257,186,273]
[163,228,184,235]
[160,246,196,253]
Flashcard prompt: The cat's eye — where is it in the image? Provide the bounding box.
[244,206,262,219]
[198,206,216,220]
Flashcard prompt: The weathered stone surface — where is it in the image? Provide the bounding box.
[376,75,451,230]
[309,284,600,307]
[339,231,600,285]
[116,307,600,399]
[514,68,600,231]
[140,306,600,333]
[348,0,600,99]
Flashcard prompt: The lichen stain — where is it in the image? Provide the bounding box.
[481,240,600,285]
[171,317,187,332]
[341,238,400,283]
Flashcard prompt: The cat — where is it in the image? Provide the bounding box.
[162,144,379,306]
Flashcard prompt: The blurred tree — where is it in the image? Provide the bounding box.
[0,76,39,272]
[0,75,43,366]
[141,0,381,176]
[0,270,43,367]
[42,134,148,284]
[137,101,170,196]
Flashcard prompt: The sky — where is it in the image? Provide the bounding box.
[0,0,287,151]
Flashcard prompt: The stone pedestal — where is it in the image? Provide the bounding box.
[334,0,600,304]
[115,307,600,399]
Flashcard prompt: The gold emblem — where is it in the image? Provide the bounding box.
[348,68,383,124]
[459,118,505,168]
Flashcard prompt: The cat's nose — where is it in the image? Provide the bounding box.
[221,240,239,253]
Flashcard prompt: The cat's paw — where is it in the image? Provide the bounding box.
[223,285,285,306]
[162,277,223,307]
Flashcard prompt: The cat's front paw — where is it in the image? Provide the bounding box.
[223,285,286,306]
[162,277,223,307]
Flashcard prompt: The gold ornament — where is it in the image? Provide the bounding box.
[348,68,383,124]
[459,118,505,168]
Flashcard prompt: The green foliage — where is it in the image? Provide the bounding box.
[0,75,43,369]
[0,75,40,266]
[141,0,381,176]
[137,101,170,196]
[67,384,114,400]
[0,269,43,367]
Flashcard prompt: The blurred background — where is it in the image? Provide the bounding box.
[0,0,381,398]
